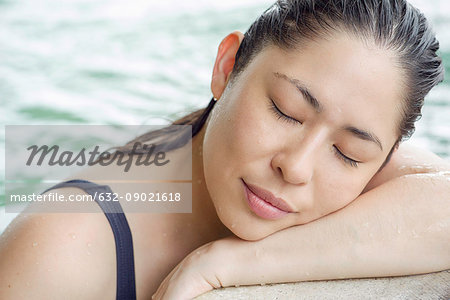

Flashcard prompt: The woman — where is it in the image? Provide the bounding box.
[1,0,449,299]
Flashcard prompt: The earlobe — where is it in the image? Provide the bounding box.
[211,31,244,100]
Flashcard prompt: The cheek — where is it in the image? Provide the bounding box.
[219,105,274,162]
[233,100,294,163]
[315,166,373,216]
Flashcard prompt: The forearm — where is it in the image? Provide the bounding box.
[217,172,450,287]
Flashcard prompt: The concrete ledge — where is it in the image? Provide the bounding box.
[196,269,450,300]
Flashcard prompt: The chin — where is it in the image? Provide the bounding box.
[237,232,268,241]
[224,221,273,241]
[214,194,280,241]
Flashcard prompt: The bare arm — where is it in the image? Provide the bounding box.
[218,175,449,287]
[153,143,450,299]
[213,143,450,286]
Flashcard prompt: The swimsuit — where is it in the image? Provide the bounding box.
[41,179,137,300]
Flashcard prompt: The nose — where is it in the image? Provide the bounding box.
[271,130,323,185]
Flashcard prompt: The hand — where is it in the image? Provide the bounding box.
[152,240,227,300]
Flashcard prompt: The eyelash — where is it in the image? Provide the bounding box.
[268,98,301,125]
[333,146,360,168]
[268,98,359,168]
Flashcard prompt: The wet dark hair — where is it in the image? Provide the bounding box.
[115,0,444,168]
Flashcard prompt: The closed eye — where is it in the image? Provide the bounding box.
[333,146,360,168]
[268,98,301,125]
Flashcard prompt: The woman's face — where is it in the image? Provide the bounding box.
[203,32,402,241]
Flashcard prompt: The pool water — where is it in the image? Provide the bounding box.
[1,0,449,231]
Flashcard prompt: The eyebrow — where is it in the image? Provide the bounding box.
[273,71,384,151]
[345,126,383,151]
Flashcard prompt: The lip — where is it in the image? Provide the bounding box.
[242,180,295,220]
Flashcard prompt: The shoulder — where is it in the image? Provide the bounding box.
[386,142,449,173]
[364,141,450,191]
[0,187,117,300]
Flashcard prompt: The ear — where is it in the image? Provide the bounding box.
[211,31,244,100]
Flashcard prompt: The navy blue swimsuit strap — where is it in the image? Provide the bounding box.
[41,179,137,300]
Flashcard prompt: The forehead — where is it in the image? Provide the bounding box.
[245,32,404,143]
